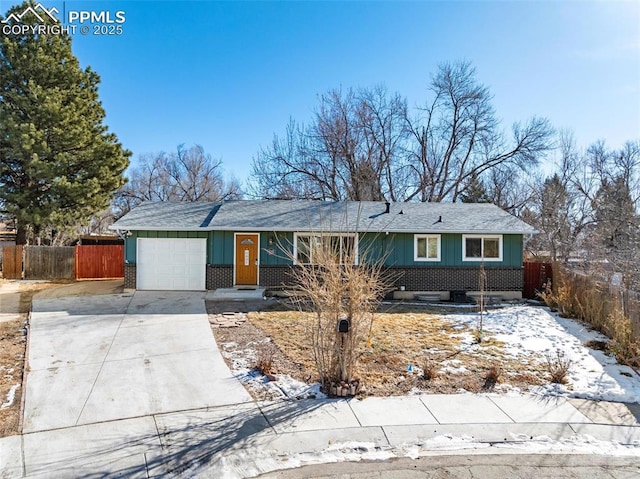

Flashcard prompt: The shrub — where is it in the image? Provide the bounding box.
[289,234,393,391]
[255,348,275,376]
[481,364,502,391]
[484,365,502,384]
[606,310,640,367]
[543,264,640,368]
[545,349,572,384]
[422,358,439,381]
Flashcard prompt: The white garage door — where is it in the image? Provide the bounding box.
[137,238,206,291]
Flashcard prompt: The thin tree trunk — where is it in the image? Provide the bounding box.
[15,225,28,245]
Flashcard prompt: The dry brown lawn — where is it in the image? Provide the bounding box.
[0,282,57,437]
[234,304,548,397]
[0,318,25,436]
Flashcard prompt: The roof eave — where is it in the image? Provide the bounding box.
[108,225,207,232]
[109,225,536,235]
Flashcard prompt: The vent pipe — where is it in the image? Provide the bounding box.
[385,201,390,214]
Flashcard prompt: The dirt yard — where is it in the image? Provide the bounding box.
[0,279,123,437]
[211,299,548,399]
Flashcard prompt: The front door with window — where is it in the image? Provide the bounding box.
[235,233,259,285]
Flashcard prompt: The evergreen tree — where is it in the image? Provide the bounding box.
[590,175,639,289]
[592,176,636,251]
[460,173,491,203]
[538,174,572,261]
[0,1,130,244]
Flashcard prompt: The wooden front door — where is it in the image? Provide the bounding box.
[235,234,259,285]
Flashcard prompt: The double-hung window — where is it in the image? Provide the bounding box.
[294,233,357,265]
[414,234,441,261]
[462,235,502,261]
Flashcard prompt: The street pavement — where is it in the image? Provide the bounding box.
[0,290,638,478]
[257,454,640,478]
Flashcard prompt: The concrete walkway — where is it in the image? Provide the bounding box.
[2,393,639,478]
[206,287,267,301]
[23,291,251,432]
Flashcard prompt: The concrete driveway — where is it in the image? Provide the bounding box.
[23,291,251,433]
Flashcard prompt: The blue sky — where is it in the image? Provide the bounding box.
[3,0,639,183]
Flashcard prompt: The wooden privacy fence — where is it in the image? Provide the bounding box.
[1,245,124,280]
[523,261,553,299]
[552,263,640,365]
[75,245,124,279]
[1,245,23,279]
[24,246,75,280]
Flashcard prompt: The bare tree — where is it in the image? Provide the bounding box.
[527,134,640,290]
[484,166,534,215]
[524,132,592,261]
[289,233,391,393]
[249,86,409,201]
[404,61,553,202]
[249,61,553,204]
[114,144,241,217]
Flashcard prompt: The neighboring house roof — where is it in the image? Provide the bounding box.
[110,200,536,235]
[0,218,16,235]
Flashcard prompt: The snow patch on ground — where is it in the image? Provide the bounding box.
[445,305,640,403]
[221,341,326,400]
[221,305,639,404]
[185,435,640,479]
[0,384,19,409]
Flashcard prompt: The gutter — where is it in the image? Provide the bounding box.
[107,225,537,235]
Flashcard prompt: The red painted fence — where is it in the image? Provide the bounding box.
[75,245,124,279]
[523,261,553,299]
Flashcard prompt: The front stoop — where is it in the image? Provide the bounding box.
[206,287,266,301]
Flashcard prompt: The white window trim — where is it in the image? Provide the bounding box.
[462,234,503,262]
[293,232,359,265]
[414,234,441,262]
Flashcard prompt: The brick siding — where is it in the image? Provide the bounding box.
[124,264,136,289]
[132,263,522,292]
[385,266,523,291]
[257,265,522,292]
[205,265,295,289]
[259,265,297,288]
[206,265,233,290]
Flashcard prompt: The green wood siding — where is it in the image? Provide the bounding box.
[207,231,293,266]
[364,232,523,267]
[125,230,524,268]
[259,232,293,266]
[209,231,234,264]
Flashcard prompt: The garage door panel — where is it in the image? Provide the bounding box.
[137,238,206,291]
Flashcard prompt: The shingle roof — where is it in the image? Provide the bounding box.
[110,200,536,234]
[110,202,219,230]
